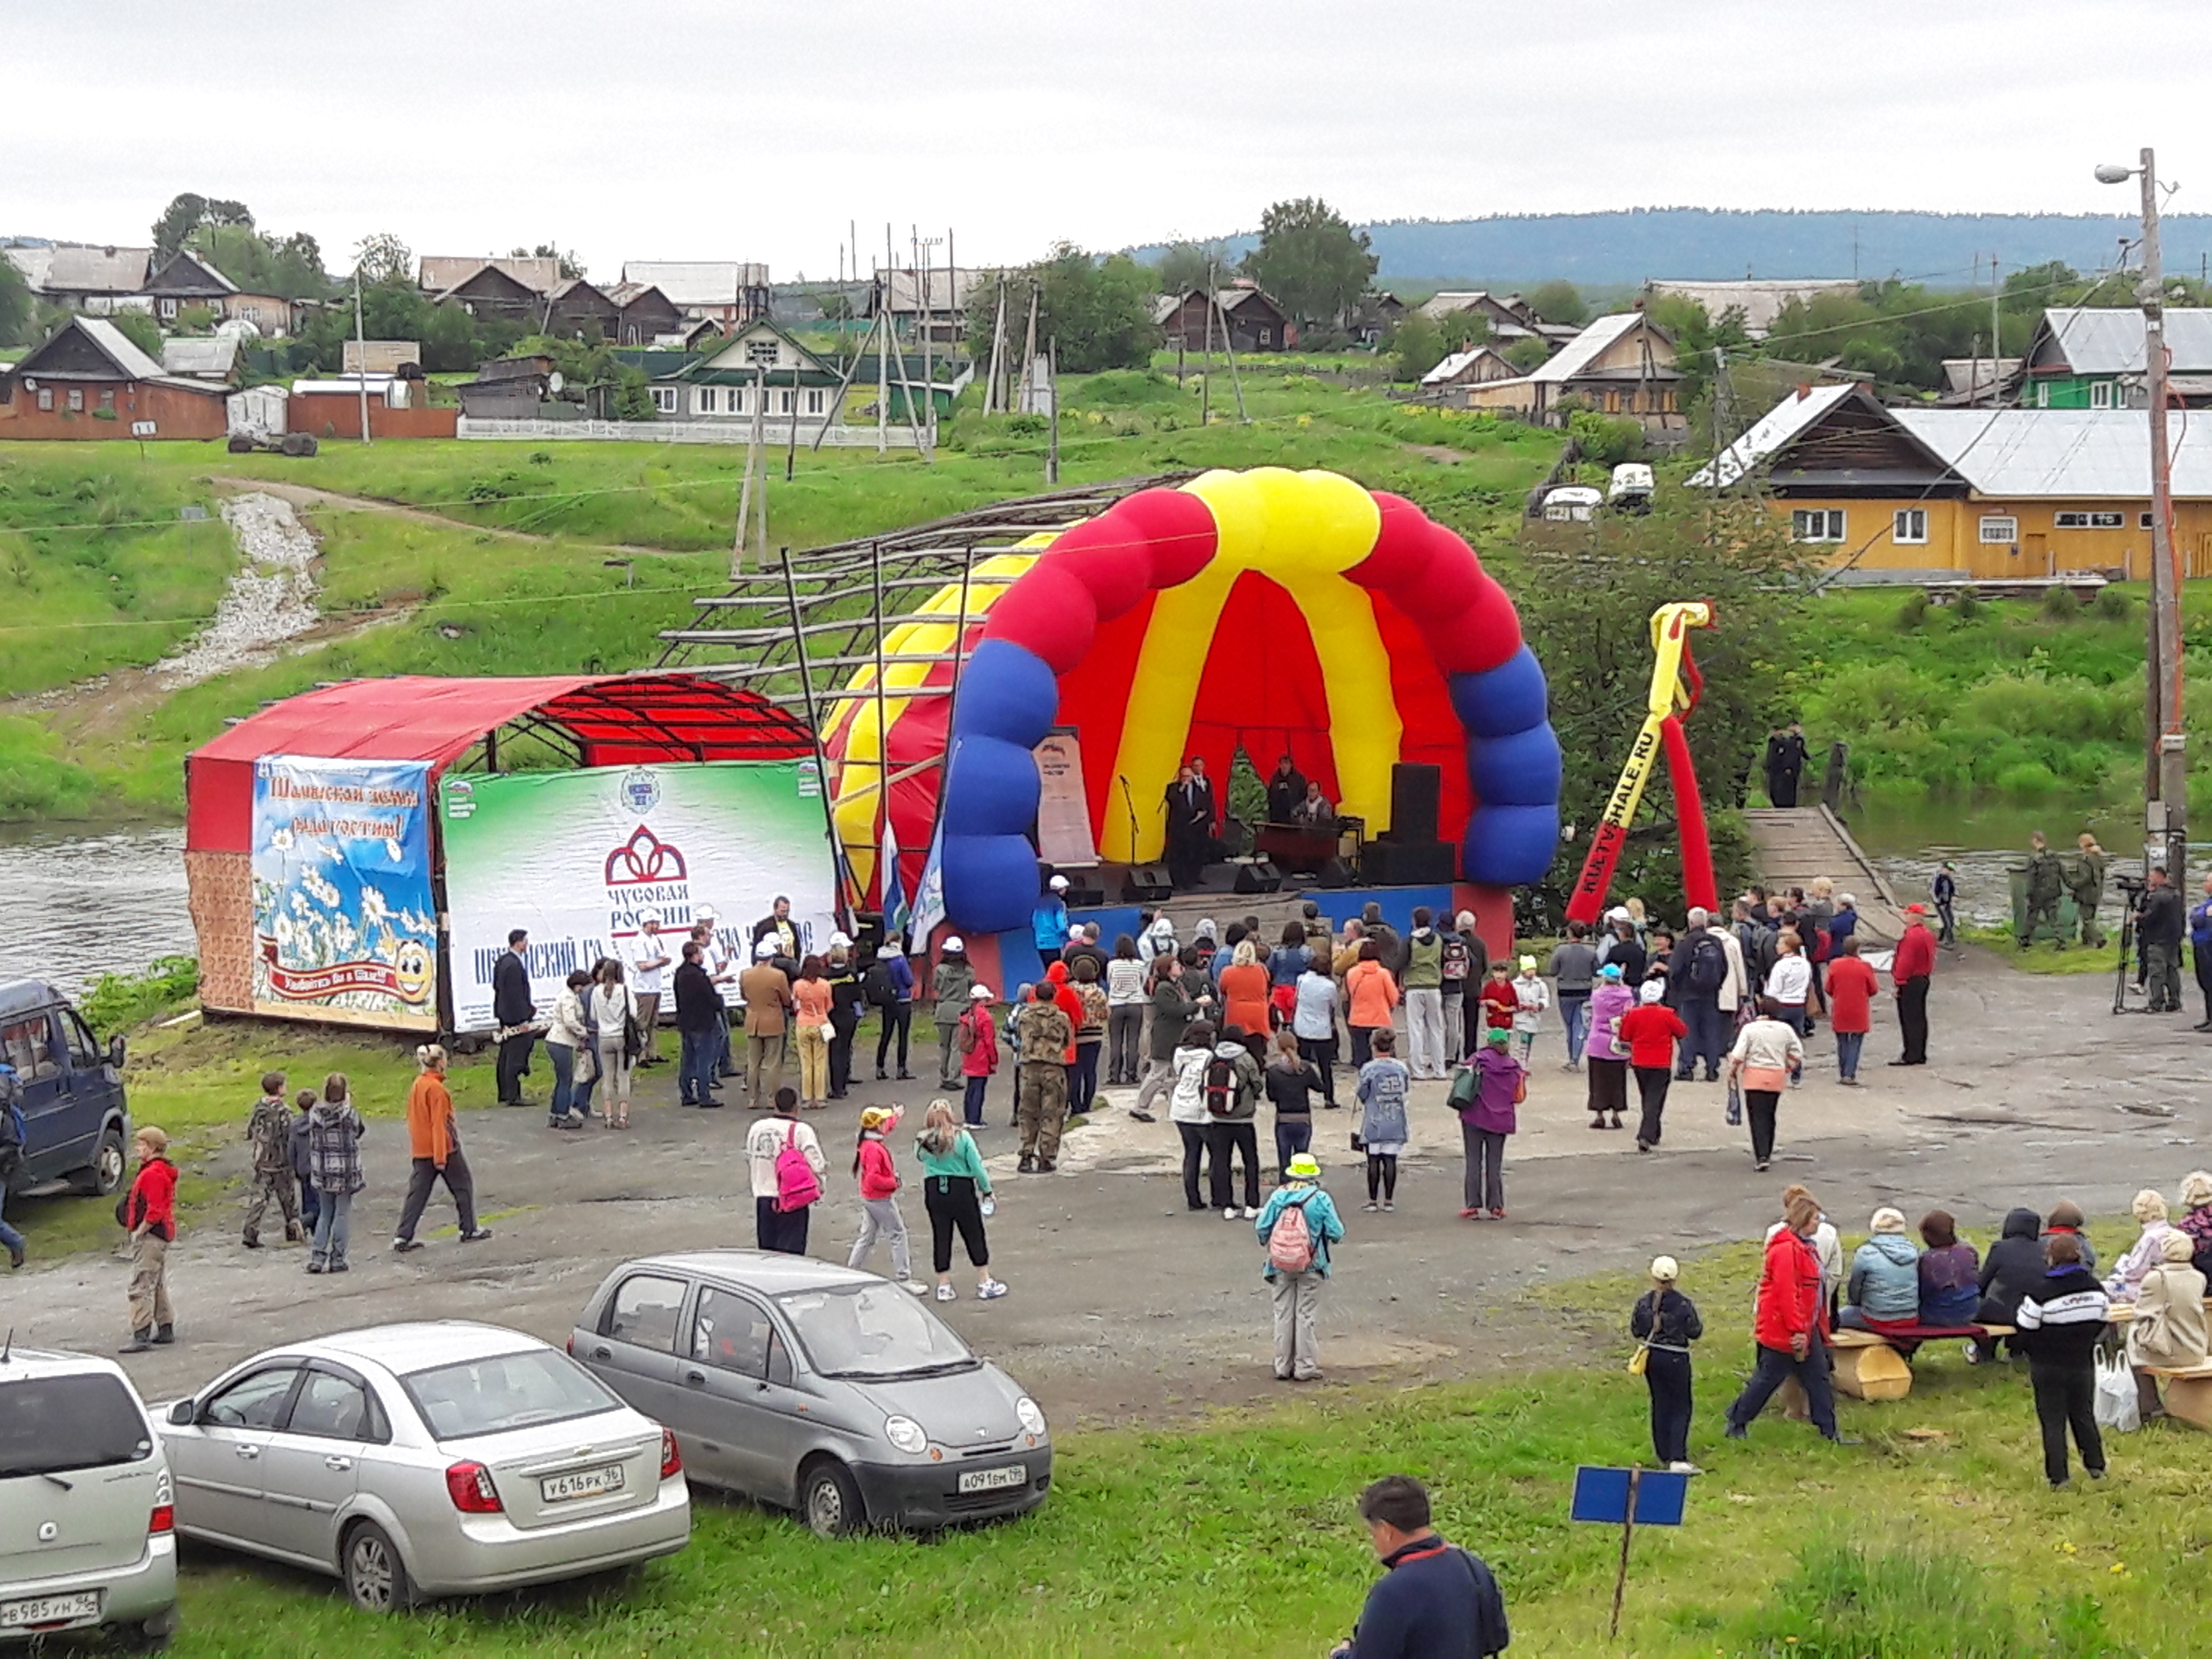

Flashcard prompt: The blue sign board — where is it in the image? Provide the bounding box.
[1570,1466,1688,1527]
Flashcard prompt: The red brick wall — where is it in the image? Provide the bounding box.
[0,379,228,439]
[286,394,458,440]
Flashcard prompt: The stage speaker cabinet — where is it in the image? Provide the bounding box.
[1385,762,1443,846]
[1365,840,1455,886]
[1314,857,1355,890]
[1063,875,1107,908]
[1120,864,1173,902]
[1234,858,1283,895]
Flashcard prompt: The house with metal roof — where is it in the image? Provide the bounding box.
[1690,381,2212,579]
[0,315,229,438]
[642,319,848,423]
[619,262,771,327]
[1155,287,1293,353]
[1461,312,1685,428]
[417,255,562,296]
[138,249,236,320]
[1641,278,1862,339]
[159,335,244,384]
[3,242,154,313]
[1419,343,1521,396]
[2014,307,2212,408]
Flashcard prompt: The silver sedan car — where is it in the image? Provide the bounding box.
[157,1321,689,1611]
[572,1252,1051,1536]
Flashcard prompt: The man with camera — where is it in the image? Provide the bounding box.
[2137,866,2186,1014]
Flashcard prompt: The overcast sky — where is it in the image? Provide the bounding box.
[6,0,2204,280]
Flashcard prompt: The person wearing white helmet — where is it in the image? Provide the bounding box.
[1630,1254,1705,1474]
[1032,872,1073,957]
[626,909,670,1067]
[824,931,862,1100]
[931,936,975,1088]
[738,936,795,1109]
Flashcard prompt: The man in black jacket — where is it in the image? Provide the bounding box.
[671,943,724,1109]
[2013,1234,2110,1488]
[2139,865,2186,1012]
[491,929,537,1107]
[1332,1475,1508,1659]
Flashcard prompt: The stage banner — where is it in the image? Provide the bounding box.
[1033,729,1098,870]
[441,760,836,1032]
[251,757,439,1030]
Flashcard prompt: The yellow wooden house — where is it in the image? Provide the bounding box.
[1692,383,2212,578]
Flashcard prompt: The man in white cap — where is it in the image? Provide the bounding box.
[1032,873,1072,957]
[738,936,794,1108]
[626,909,670,1067]
[691,908,737,1082]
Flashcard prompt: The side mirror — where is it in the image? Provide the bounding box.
[108,1035,128,1071]
[167,1400,194,1427]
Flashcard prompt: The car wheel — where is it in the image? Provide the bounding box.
[71,1126,128,1197]
[799,1458,865,1539]
[342,1521,414,1613]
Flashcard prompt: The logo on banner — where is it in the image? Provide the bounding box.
[603,824,692,933]
[443,777,476,820]
[256,932,435,1007]
[621,767,661,816]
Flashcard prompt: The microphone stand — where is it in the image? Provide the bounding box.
[1118,774,1141,870]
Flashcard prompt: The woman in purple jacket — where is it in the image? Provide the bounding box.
[1458,1027,1523,1219]
[1582,963,1635,1131]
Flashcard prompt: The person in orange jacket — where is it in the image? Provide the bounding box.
[393,1045,491,1252]
[1724,1187,1856,1445]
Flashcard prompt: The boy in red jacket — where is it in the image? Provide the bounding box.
[119,1126,179,1354]
[1724,1189,1856,1444]
[958,984,1001,1126]
[847,1105,923,1293]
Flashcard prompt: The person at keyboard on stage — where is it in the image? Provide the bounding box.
[1291,781,1334,826]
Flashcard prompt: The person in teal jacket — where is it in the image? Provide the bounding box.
[1032,874,1072,956]
[915,1100,1004,1303]
[1256,1152,1346,1381]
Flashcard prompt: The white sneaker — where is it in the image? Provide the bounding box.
[934,1284,956,1302]
[1667,1461,1702,1476]
[901,1280,928,1296]
[977,1280,1008,1300]
[1223,1207,1238,1220]
[1239,1206,1258,1219]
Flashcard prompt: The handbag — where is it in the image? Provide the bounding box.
[1628,1343,1650,1376]
[1725,1079,1743,1127]
[1447,1064,1478,1111]
[2094,1350,2142,1433]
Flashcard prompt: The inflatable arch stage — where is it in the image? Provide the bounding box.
[822,467,1562,937]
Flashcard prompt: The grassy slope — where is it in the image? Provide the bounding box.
[2,362,1562,821]
[154,1218,2207,1659]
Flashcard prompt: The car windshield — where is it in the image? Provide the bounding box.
[775,1282,977,1379]
[400,1348,620,1440]
[0,1374,152,1478]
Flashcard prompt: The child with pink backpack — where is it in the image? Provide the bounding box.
[746,1087,826,1254]
[1254,1152,1346,1382]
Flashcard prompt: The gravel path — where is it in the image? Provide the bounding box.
[151,492,321,687]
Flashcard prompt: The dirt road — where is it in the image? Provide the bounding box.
[9,949,2198,1425]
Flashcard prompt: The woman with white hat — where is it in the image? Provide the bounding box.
[931,937,975,1089]
[1630,1254,1704,1473]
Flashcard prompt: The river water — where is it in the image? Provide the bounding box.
[0,797,2178,995]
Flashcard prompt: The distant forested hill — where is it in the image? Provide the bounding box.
[1134,208,2212,287]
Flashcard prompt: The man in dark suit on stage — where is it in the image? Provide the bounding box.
[1164,761,1215,890]
[492,929,539,1107]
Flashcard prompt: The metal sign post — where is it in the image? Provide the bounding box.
[1571,1465,1688,1638]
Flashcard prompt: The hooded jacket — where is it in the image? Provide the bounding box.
[1977,1208,2048,1320]
[1402,928,1443,990]
[1753,1226,1826,1350]
[1582,981,1637,1063]
[1464,1047,1522,1135]
[1150,977,1205,1060]
[1845,1231,1922,1322]
[1169,1043,1215,1126]
[1208,1039,1261,1122]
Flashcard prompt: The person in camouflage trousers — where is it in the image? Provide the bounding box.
[1014,983,1074,1174]
[2020,832,2065,948]
[242,1070,302,1249]
[2069,834,2108,948]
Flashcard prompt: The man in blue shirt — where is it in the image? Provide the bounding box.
[1032,873,1071,956]
[1332,1475,1508,1658]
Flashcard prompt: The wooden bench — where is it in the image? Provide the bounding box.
[1778,1324,2013,1413]
[2144,1362,2212,1429]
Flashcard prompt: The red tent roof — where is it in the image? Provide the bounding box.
[186,673,815,852]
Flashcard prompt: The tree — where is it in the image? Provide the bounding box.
[352,231,414,286]
[0,253,31,347]
[1503,335,1552,372]
[1526,279,1587,327]
[516,243,585,280]
[1241,198,1377,327]
[1511,500,1816,915]
[108,309,163,357]
[188,223,331,300]
[1391,312,1447,383]
[1154,241,1225,295]
[963,244,1157,374]
[151,192,252,263]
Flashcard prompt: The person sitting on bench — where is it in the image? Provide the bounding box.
[1916,1209,1982,1328]
[1972,1206,2046,1362]
[1838,1208,1921,1335]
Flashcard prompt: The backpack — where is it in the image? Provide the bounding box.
[1440,934,1472,983]
[956,1010,979,1053]
[1268,1191,1321,1274]
[774,1123,821,1213]
[862,961,894,1007]
[1686,932,1727,996]
[1204,1053,1239,1118]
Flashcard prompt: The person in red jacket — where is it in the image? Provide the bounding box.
[1888,903,1937,1067]
[118,1126,179,1354]
[1824,936,1880,1083]
[958,984,1002,1127]
[847,1105,924,1293]
[1618,981,1688,1152]
[1724,1188,1856,1444]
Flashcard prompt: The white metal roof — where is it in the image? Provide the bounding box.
[1686,382,1858,487]
[622,261,770,308]
[77,317,166,380]
[1529,313,1650,384]
[1893,408,2212,498]
[9,242,152,295]
[2035,308,2212,376]
[418,255,562,294]
[1419,346,1512,387]
[160,336,241,377]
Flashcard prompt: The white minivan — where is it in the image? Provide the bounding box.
[0,1346,178,1647]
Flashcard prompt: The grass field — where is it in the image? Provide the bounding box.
[146,1223,2202,1658]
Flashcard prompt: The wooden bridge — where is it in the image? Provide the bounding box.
[1741,806,1908,940]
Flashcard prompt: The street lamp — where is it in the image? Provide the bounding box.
[2097,149,2186,886]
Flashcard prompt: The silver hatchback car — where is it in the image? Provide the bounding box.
[158,1321,689,1611]
[573,1252,1051,1536]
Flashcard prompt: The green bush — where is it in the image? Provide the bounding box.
[80,955,199,1032]
[2093,584,2134,621]
[1565,408,1643,466]
[2042,584,2081,618]
[1953,589,1985,620]
[1896,591,1930,630]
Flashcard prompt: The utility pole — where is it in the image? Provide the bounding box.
[352,271,371,444]
[1989,252,2003,407]
[1046,335,1060,485]
[2101,148,2185,881]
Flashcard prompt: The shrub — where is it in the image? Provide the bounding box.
[1896,591,1930,630]
[1565,408,1643,466]
[2092,583,2134,621]
[1953,589,1985,620]
[81,955,199,1031]
[2041,584,2080,618]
